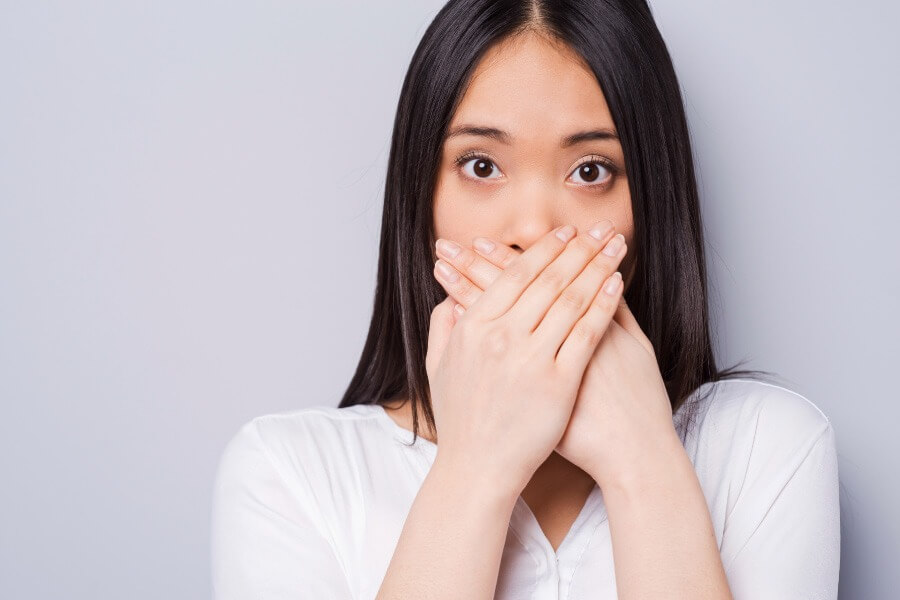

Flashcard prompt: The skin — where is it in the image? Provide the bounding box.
[401,27,639,548]
[376,30,732,599]
[432,31,636,285]
[380,219,629,600]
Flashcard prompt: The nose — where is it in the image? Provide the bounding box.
[501,185,560,252]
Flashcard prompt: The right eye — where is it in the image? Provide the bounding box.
[455,152,504,181]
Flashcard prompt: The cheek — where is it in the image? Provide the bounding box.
[620,225,635,270]
[579,192,633,245]
[432,183,494,247]
[434,213,481,247]
[432,175,452,241]
[432,193,458,243]
[611,190,634,246]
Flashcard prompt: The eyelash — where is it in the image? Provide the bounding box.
[452,150,620,189]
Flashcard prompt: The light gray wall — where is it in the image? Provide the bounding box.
[0,1,896,598]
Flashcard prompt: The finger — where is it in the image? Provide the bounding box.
[470,236,521,269]
[461,224,576,321]
[425,295,458,377]
[612,295,657,359]
[435,238,502,296]
[433,258,484,309]
[507,219,617,332]
[533,231,627,352]
[554,269,624,374]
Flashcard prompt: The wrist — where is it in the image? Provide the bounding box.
[431,450,523,511]
[592,428,689,496]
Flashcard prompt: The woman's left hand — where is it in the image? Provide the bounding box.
[433,233,681,488]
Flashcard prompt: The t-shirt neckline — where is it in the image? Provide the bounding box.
[371,403,438,452]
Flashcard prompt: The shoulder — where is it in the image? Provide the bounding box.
[214,404,390,501]
[684,378,832,449]
[229,404,384,450]
[219,403,388,467]
[679,378,836,488]
[685,380,841,581]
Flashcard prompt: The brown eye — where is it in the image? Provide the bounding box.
[472,159,494,178]
[458,155,503,180]
[571,161,611,185]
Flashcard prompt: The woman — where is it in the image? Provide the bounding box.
[211,1,840,598]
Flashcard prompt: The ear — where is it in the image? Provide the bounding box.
[613,296,657,360]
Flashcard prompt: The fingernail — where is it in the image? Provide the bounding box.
[473,237,495,254]
[588,219,614,240]
[602,233,625,256]
[435,259,458,282]
[603,271,622,295]
[454,303,465,316]
[436,238,461,258]
[555,224,576,242]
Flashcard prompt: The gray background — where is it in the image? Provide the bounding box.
[1,1,897,598]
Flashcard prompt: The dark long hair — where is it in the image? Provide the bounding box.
[338,0,779,446]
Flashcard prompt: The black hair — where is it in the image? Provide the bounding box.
[338,0,781,446]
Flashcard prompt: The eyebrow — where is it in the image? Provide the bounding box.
[445,123,619,148]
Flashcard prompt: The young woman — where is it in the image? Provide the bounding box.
[211,1,840,598]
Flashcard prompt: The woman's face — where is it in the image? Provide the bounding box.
[434,31,635,286]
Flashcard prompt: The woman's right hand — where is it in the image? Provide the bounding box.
[425,219,627,496]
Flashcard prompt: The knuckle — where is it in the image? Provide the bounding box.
[570,320,600,347]
[536,267,565,289]
[587,292,613,316]
[459,249,479,271]
[503,264,527,283]
[594,283,619,309]
[499,248,520,268]
[583,256,611,278]
[587,298,616,331]
[570,234,599,255]
[558,286,587,312]
[454,275,475,299]
[482,325,512,357]
[520,343,546,365]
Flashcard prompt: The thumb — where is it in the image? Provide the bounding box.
[613,295,657,359]
[425,295,461,376]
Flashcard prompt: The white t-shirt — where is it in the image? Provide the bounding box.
[210,378,840,599]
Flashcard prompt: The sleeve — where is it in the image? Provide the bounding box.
[722,421,840,600]
[210,418,355,600]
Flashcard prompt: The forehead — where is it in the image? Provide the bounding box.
[450,32,615,133]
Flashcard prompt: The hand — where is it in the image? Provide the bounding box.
[425,221,627,496]
[432,227,678,488]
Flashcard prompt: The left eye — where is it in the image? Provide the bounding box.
[459,157,502,180]
[570,161,611,185]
